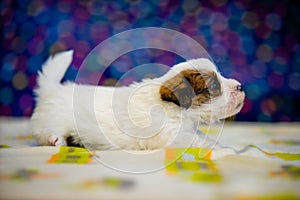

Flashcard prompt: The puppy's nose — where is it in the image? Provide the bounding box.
[235,84,243,92]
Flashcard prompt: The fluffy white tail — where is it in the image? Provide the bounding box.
[37,50,74,88]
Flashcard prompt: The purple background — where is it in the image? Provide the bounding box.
[1,0,300,121]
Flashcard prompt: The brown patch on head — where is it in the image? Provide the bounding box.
[160,69,222,109]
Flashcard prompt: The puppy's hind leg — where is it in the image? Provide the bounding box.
[49,134,67,146]
[32,125,68,147]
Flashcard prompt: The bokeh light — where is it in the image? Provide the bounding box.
[0,0,299,121]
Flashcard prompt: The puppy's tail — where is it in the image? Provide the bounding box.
[37,50,74,89]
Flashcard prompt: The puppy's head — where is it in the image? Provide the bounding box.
[159,58,245,120]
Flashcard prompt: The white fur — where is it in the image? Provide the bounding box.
[31,50,245,150]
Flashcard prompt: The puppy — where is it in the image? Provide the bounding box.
[31,50,245,150]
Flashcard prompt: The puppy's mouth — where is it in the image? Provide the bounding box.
[235,102,243,109]
[223,91,245,117]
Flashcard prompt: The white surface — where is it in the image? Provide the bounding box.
[0,117,300,200]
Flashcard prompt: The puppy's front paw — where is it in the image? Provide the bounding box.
[49,135,67,146]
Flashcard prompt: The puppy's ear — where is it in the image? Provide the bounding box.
[160,69,206,109]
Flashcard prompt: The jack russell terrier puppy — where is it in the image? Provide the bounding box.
[31,50,245,150]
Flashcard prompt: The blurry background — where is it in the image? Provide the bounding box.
[1,0,299,122]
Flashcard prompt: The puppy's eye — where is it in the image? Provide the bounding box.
[195,90,201,95]
[195,88,208,95]
[209,82,220,90]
